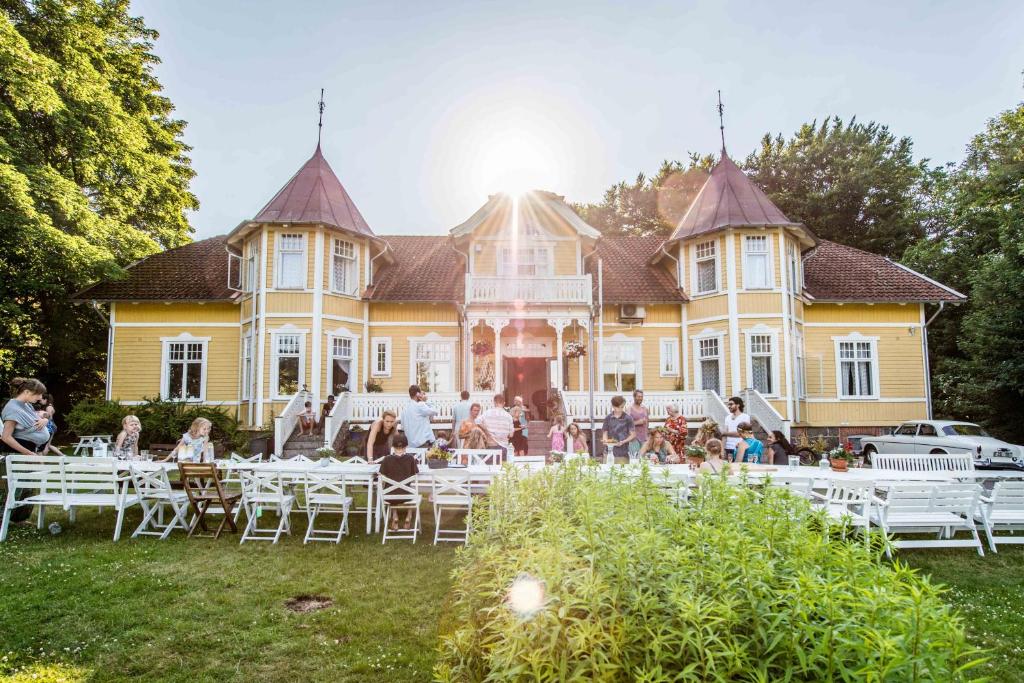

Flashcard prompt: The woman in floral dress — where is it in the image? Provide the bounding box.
[664,405,688,455]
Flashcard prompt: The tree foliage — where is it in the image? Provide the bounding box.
[0,0,196,410]
[743,116,930,255]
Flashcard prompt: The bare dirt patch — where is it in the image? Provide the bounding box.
[284,594,334,613]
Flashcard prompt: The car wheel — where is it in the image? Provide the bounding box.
[797,447,818,466]
[862,445,877,465]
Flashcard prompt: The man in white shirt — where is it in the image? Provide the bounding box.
[401,384,438,449]
[722,396,750,462]
[477,394,514,460]
[451,390,472,447]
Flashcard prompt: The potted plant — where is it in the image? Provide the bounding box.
[825,445,855,472]
[471,340,493,357]
[364,379,383,393]
[315,446,336,461]
[426,440,455,469]
[564,340,586,359]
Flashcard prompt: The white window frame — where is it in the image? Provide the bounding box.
[408,334,457,393]
[160,333,209,402]
[832,332,880,400]
[241,335,253,401]
[659,337,680,377]
[601,336,642,392]
[328,331,358,395]
[788,242,801,294]
[743,325,780,397]
[692,240,719,295]
[275,233,306,290]
[243,239,257,293]
[371,337,392,377]
[742,234,773,290]
[271,327,307,399]
[692,329,725,395]
[498,245,554,277]
[794,329,806,399]
[331,238,359,296]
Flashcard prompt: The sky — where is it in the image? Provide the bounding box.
[130,0,1024,239]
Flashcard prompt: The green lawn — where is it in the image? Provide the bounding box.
[1,507,1022,682]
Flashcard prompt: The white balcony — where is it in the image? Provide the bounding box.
[465,274,593,306]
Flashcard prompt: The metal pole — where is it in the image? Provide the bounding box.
[588,313,596,458]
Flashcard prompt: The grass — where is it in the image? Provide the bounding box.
[1,507,1023,682]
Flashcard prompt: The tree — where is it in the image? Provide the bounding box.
[903,103,1024,441]
[575,154,714,236]
[0,0,196,413]
[744,116,930,255]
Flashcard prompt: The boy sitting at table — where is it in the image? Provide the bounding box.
[377,433,419,531]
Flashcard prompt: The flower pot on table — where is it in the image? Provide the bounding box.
[830,459,849,472]
[427,458,449,469]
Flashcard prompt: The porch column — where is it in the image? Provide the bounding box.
[575,317,590,391]
[466,317,481,391]
[485,318,509,394]
[550,318,572,391]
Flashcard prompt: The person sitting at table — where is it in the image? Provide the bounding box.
[734,423,765,464]
[638,429,678,464]
[365,409,398,462]
[114,415,142,459]
[766,430,795,466]
[378,433,419,531]
[170,417,212,462]
[698,438,729,476]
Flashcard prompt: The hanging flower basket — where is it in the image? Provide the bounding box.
[564,341,586,359]
[471,340,493,357]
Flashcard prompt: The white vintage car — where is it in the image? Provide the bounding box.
[860,420,1024,468]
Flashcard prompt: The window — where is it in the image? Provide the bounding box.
[276,233,305,289]
[895,424,918,436]
[695,241,718,294]
[748,333,774,395]
[161,337,207,401]
[917,424,937,437]
[659,338,679,376]
[743,235,771,289]
[371,337,391,377]
[602,341,639,391]
[836,337,878,398]
[794,331,806,398]
[243,240,257,293]
[330,337,354,394]
[499,246,553,276]
[273,333,303,397]
[942,424,989,437]
[696,337,722,395]
[241,336,253,400]
[332,239,359,295]
[788,242,800,293]
[413,341,453,393]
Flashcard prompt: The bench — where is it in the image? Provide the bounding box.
[1,455,140,542]
[869,452,975,473]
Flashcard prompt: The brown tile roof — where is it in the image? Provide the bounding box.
[670,154,800,240]
[587,235,687,303]
[74,237,236,302]
[366,235,465,302]
[803,240,965,303]
[251,145,374,237]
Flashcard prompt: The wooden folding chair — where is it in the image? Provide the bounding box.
[178,462,241,539]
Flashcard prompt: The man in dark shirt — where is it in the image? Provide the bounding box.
[601,395,636,462]
[377,433,419,530]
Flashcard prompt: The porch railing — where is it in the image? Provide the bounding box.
[741,388,791,438]
[273,388,313,456]
[703,390,730,426]
[465,274,593,305]
[560,391,707,427]
[326,392,497,430]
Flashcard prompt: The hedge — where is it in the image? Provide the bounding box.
[435,464,982,682]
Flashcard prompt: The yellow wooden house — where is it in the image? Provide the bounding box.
[76,143,965,450]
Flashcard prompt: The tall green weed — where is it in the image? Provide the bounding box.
[436,464,982,682]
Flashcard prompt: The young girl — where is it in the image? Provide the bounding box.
[548,415,566,452]
[698,438,729,476]
[566,422,588,454]
[298,401,317,436]
[114,415,142,459]
[734,423,765,464]
[171,417,213,462]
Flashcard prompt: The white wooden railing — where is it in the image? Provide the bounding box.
[465,274,593,305]
[561,391,708,428]
[321,392,350,449]
[870,452,975,472]
[703,390,730,426]
[328,392,497,430]
[273,389,313,456]
[741,388,791,438]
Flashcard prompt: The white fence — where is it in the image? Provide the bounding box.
[274,389,313,456]
[465,274,592,305]
[741,388,790,438]
[562,391,709,427]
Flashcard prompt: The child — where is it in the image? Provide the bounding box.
[548,415,566,453]
[318,395,335,434]
[114,415,142,459]
[171,417,212,462]
[298,401,317,436]
[377,433,419,531]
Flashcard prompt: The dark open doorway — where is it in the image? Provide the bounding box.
[503,357,549,419]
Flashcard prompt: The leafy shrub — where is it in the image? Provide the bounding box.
[66,397,247,452]
[436,464,981,681]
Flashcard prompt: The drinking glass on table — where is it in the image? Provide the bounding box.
[788,455,800,471]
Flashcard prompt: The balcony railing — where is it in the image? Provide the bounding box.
[465,274,593,305]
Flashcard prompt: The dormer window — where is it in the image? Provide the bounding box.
[499,246,553,277]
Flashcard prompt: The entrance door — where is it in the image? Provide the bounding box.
[504,357,549,418]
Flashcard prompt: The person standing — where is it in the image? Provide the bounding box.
[663,404,688,456]
[510,395,530,456]
[627,390,649,457]
[601,395,635,463]
[722,397,750,462]
[318,395,336,435]
[477,394,514,459]
[365,409,398,462]
[401,384,437,449]
[451,390,472,447]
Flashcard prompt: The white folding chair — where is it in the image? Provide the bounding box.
[378,475,421,544]
[764,474,813,499]
[812,482,874,539]
[239,470,295,544]
[430,470,473,544]
[653,471,690,508]
[128,464,190,540]
[303,472,352,544]
[976,480,1024,553]
[872,483,984,557]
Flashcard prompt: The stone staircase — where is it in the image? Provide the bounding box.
[526,420,550,454]
[280,431,324,459]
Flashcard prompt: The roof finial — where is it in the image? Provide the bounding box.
[717,90,726,156]
[317,88,325,147]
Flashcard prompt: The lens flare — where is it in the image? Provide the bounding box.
[506,574,545,617]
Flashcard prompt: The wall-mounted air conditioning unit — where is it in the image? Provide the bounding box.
[619,304,646,322]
